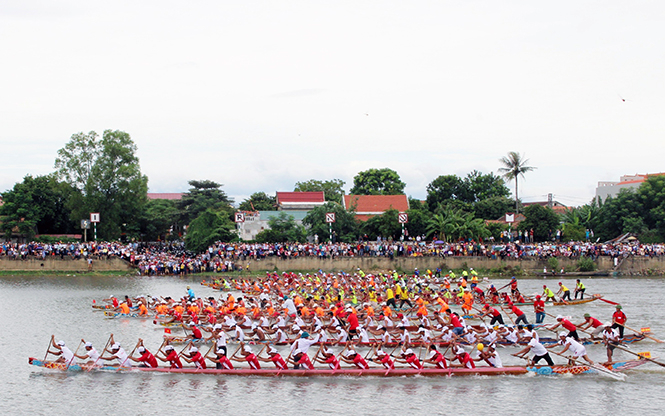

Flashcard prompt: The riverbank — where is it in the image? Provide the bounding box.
[2,255,664,276]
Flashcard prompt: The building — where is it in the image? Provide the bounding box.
[147,193,184,200]
[522,200,569,214]
[275,192,325,210]
[595,173,665,202]
[342,194,409,222]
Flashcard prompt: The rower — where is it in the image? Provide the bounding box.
[512,336,554,366]
[394,348,423,370]
[542,285,556,302]
[556,282,571,301]
[422,344,447,369]
[577,314,604,339]
[128,339,158,368]
[371,345,395,369]
[533,295,545,324]
[156,345,183,369]
[257,346,288,369]
[232,342,261,369]
[74,339,100,365]
[339,348,370,369]
[181,346,207,369]
[552,332,594,365]
[315,346,341,370]
[549,315,580,341]
[207,346,234,370]
[47,336,75,365]
[474,343,503,368]
[101,341,132,368]
[452,343,475,369]
[481,304,504,325]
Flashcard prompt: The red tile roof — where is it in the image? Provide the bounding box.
[148,193,184,200]
[276,192,325,203]
[343,195,409,221]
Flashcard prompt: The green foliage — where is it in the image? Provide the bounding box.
[185,208,236,252]
[350,168,405,195]
[302,202,359,242]
[54,130,148,240]
[255,212,306,243]
[426,171,510,214]
[577,257,597,272]
[407,197,427,211]
[486,222,507,241]
[361,209,402,240]
[141,199,180,241]
[498,151,536,213]
[472,196,514,220]
[404,208,429,239]
[294,179,345,204]
[238,192,276,211]
[178,180,234,226]
[547,257,559,271]
[426,207,489,242]
[0,175,77,239]
[518,204,560,242]
[33,235,81,244]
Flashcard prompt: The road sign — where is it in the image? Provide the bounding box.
[90,213,100,223]
[505,213,515,223]
[325,213,336,223]
[235,212,245,223]
[398,213,408,224]
[80,219,91,229]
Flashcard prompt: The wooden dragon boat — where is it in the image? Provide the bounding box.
[28,357,646,377]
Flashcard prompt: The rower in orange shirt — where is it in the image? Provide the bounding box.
[116,302,130,314]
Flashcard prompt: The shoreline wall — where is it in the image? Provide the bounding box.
[1,256,663,275]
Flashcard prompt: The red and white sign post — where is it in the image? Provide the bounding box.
[398,213,408,240]
[325,213,336,242]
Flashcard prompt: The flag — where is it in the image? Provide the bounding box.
[164,328,171,334]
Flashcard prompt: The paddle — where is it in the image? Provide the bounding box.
[612,344,665,368]
[88,334,113,372]
[548,349,625,381]
[66,340,83,370]
[45,336,54,361]
[598,297,620,306]
[621,324,663,343]
[499,306,516,325]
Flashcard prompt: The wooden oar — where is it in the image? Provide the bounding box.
[499,306,516,325]
[88,334,112,372]
[548,349,625,381]
[612,344,665,368]
[598,297,620,306]
[45,336,54,361]
[621,324,663,343]
[66,340,84,370]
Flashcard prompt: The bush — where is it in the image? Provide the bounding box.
[577,257,597,272]
[547,257,559,272]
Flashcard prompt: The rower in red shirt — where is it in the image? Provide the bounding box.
[157,345,183,369]
[182,346,207,369]
[423,344,447,369]
[257,346,288,370]
[394,348,423,369]
[533,295,545,324]
[550,315,580,341]
[577,313,604,339]
[315,346,341,370]
[340,349,369,369]
[128,339,158,368]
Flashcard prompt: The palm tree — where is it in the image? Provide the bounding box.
[498,151,536,214]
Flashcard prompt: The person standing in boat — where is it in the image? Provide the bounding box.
[574,279,586,300]
[533,295,546,324]
[602,324,621,364]
[481,304,505,325]
[577,314,604,339]
[542,285,556,301]
[556,282,571,301]
[612,305,628,339]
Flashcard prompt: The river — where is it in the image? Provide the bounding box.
[2,275,664,415]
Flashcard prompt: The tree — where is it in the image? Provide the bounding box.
[518,204,560,242]
[238,192,276,211]
[426,175,465,211]
[637,176,665,241]
[426,207,463,242]
[1,175,76,239]
[472,196,514,220]
[302,202,359,243]
[361,209,402,241]
[185,208,236,252]
[54,130,148,240]
[463,170,511,202]
[141,199,180,241]
[255,212,306,243]
[178,180,234,226]
[349,168,406,195]
[404,208,429,239]
[294,179,346,204]
[498,151,536,213]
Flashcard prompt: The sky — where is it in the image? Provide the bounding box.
[2,1,664,208]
